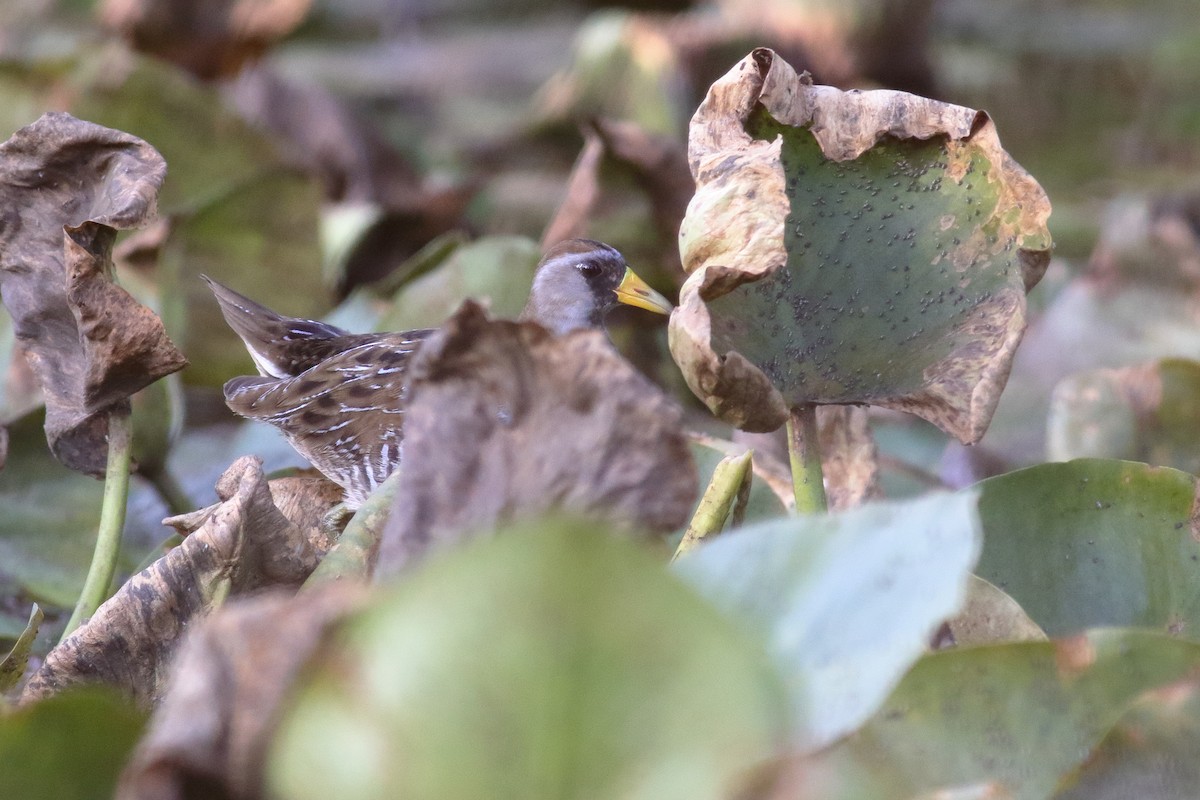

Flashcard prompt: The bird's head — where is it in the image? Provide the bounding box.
[523,238,674,335]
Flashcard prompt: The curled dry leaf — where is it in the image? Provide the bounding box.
[670,49,1052,441]
[20,456,338,706]
[0,112,188,475]
[116,585,365,800]
[376,301,696,576]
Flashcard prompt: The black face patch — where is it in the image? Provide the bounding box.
[572,243,627,312]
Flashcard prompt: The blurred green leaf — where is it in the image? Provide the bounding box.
[1048,358,1200,474]
[1053,673,1200,799]
[806,630,1200,800]
[0,412,166,609]
[983,279,1200,465]
[375,235,542,331]
[0,688,146,800]
[534,10,690,138]
[673,490,981,750]
[270,518,786,800]
[976,459,1200,638]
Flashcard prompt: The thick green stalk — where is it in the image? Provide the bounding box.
[786,404,827,514]
[60,406,133,642]
[673,450,754,561]
[304,469,403,588]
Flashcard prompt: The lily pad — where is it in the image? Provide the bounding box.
[669,48,1052,439]
[975,459,1200,638]
[673,490,981,750]
[270,519,786,800]
[801,630,1200,800]
[1053,674,1200,799]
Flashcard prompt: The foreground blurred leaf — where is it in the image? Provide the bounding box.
[674,490,981,750]
[1047,358,1200,473]
[118,585,364,800]
[772,630,1200,800]
[0,111,187,474]
[271,520,786,800]
[1053,674,1200,799]
[670,48,1052,438]
[0,688,145,800]
[976,459,1200,638]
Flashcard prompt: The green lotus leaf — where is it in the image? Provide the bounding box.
[976,459,1200,638]
[270,519,785,800]
[670,48,1052,440]
[799,630,1200,800]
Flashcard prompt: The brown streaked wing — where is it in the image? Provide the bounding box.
[223,331,434,506]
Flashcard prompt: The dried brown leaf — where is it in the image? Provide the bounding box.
[376,301,696,576]
[818,405,881,511]
[116,585,365,800]
[0,112,187,475]
[19,456,337,706]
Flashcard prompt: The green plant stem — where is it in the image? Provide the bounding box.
[673,451,754,561]
[60,406,133,643]
[786,404,827,514]
[304,470,403,589]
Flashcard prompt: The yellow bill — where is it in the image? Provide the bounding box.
[614,267,674,315]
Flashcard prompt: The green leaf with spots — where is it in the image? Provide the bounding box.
[976,459,1200,638]
[793,630,1200,800]
[669,48,1052,440]
[1053,673,1200,800]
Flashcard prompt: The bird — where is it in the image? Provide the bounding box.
[204,238,674,508]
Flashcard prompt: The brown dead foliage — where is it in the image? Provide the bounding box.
[116,584,365,800]
[376,301,696,576]
[20,456,339,707]
[0,112,188,475]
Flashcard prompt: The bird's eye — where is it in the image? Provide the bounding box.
[576,261,602,278]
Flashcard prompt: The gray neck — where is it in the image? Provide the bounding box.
[521,263,606,335]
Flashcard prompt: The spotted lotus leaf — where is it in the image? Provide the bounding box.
[670,49,1052,442]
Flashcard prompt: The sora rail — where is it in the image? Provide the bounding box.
[205,238,673,507]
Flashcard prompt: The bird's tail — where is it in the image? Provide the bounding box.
[202,276,349,379]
